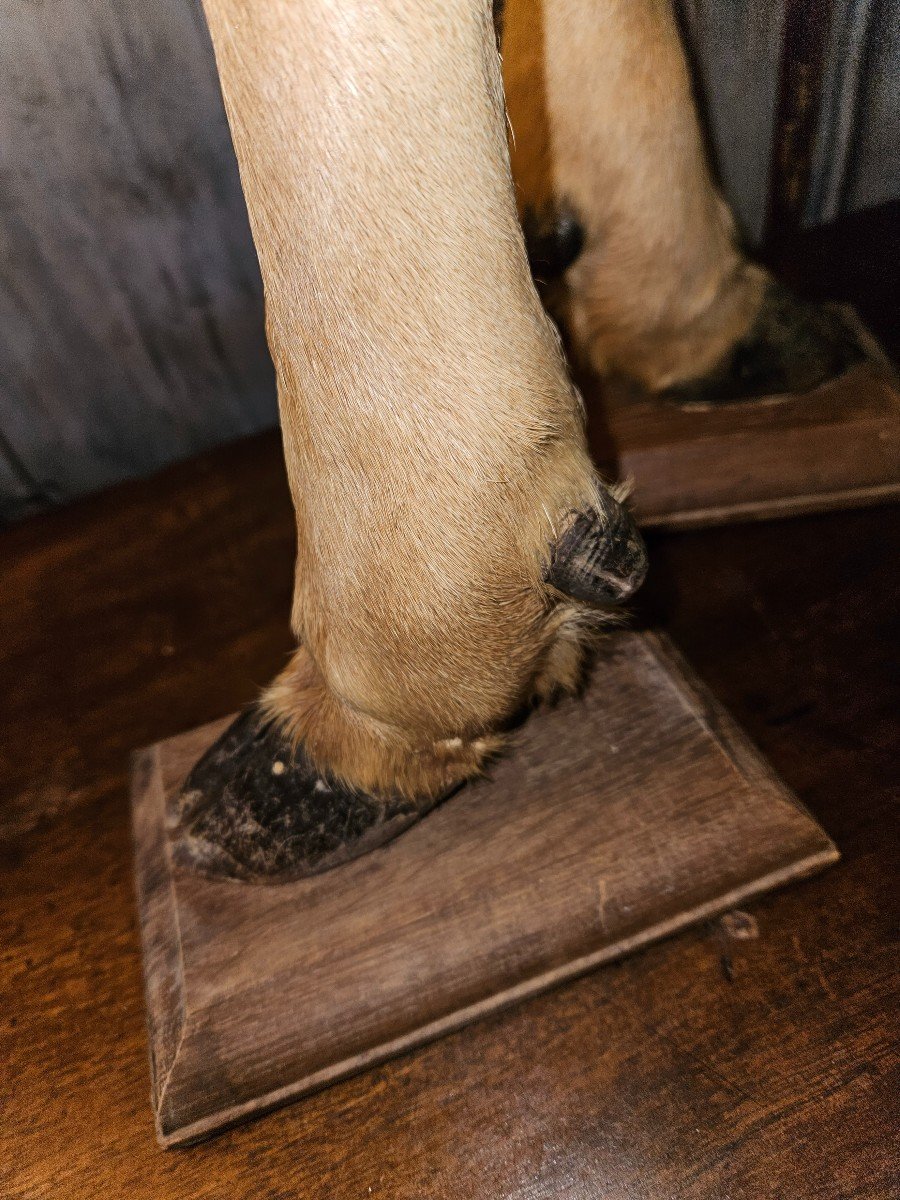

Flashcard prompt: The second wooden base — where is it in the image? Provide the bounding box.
[132,632,837,1147]
[583,359,900,529]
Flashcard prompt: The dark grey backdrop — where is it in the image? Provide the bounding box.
[0,0,896,521]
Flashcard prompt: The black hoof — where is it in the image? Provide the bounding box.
[545,488,648,607]
[664,282,868,406]
[170,707,437,883]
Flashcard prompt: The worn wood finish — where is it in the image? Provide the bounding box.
[584,357,900,529]
[2,429,897,1196]
[132,632,836,1145]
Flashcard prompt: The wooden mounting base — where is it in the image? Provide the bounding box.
[132,632,837,1147]
[582,358,900,529]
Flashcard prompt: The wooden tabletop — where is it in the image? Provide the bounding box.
[2,431,897,1199]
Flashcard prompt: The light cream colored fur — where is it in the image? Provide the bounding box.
[503,0,769,389]
[200,0,614,798]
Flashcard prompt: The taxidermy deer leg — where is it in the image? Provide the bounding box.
[174,0,646,882]
[502,0,866,402]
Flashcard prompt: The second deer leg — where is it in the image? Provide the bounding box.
[503,0,866,402]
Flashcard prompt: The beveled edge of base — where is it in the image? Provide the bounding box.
[154,843,837,1147]
[638,480,900,531]
[600,350,900,530]
[130,744,189,1143]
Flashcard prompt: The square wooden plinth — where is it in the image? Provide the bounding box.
[131,632,837,1147]
[582,359,900,529]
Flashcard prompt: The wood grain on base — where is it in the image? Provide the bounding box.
[131,631,837,1147]
[585,361,900,529]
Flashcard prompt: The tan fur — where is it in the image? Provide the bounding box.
[201,0,614,798]
[503,0,768,389]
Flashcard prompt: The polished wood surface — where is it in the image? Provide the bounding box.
[2,433,897,1197]
[134,632,834,1146]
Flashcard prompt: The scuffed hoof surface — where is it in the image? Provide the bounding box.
[545,488,648,607]
[664,282,867,406]
[170,707,439,883]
